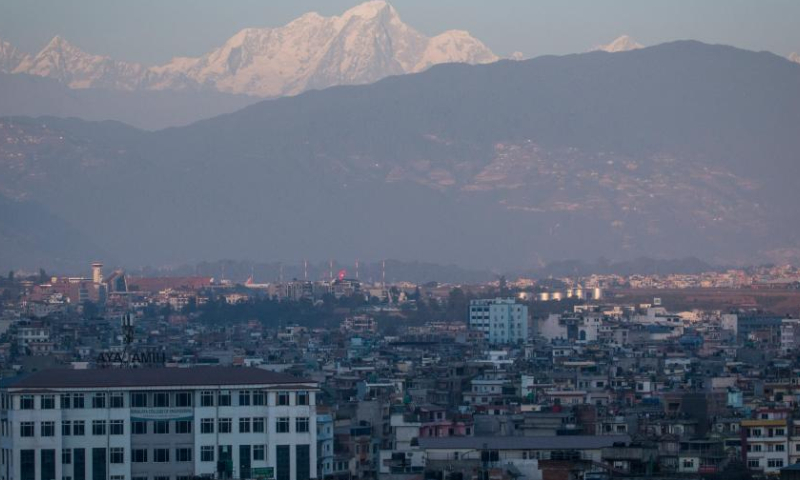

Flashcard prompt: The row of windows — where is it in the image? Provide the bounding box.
[199,417,309,434]
[13,390,310,410]
[18,416,311,438]
[29,445,272,467]
[20,420,125,437]
[747,458,785,468]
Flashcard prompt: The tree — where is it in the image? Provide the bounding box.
[498,275,508,296]
[446,288,468,322]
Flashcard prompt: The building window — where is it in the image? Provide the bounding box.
[109,448,124,464]
[41,395,55,410]
[21,450,35,480]
[768,459,784,468]
[296,417,309,433]
[297,391,309,406]
[253,418,265,433]
[201,446,214,462]
[239,418,251,433]
[72,394,85,409]
[200,391,214,407]
[153,449,169,463]
[253,392,266,406]
[92,393,106,409]
[253,445,266,461]
[153,421,169,434]
[130,393,147,407]
[276,446,290,480]
[176,448,192,462]
[277,392,290,406]
[132,449,147,463]
[296,445,310,480]
[747,459,760,468]
[218,418,232,433]
[132,421,147,435]
[92,421,106,436]
[62,450,72,465]
[201,418,214,434]
[62,421,72,436]
[60,395,71,409]
[175,420,192,434]
[239,391,251,406]
[41,421,55,437]
[73,421,85,436]
[153,392,169,407]
[20,422,34,437]
[110,420,123,435]
[175,392,192,407]
[276,418,290,433]
[42,449,56,480]
[20,395,34,410]
[154,476,169,480]
[218,391,231,406]
[776,444,785,452]
[110,393,124,409]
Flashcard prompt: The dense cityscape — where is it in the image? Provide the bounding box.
[2,1,800,480]
[0,261,799,480]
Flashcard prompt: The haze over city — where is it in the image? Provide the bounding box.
[3,3,800,480]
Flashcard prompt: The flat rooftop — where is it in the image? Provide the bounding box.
[420,435,630,450]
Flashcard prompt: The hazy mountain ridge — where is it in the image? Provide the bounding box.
[1,41,800,270]
[0,1,497,98]
[0,72,260,130]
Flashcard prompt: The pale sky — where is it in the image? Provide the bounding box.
[1,0,798,64]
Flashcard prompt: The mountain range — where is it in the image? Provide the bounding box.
[0,1,496,98]
[1,40,799,272]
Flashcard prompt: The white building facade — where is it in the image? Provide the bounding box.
[0,367,318,480]
[468,298,528,344]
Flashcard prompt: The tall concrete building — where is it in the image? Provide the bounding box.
[468,298,529,344]
[0,367,318,480]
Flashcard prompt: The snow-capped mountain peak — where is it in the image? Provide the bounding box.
[13,35,146,90]
[789,52,800,64]
[4,1,497,97]
[340,0,395,20]
[593,35,644,53]
[0,37,29,73]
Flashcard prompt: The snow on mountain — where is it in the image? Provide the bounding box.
[789,52,800,64]
[8,1,497,97]
[593,35,644,53]
[13,36,146,90]
[0,38,28,73]
[151,0,497,96]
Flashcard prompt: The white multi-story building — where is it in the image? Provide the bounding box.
[0,367,318,480]
[468,298,528,344]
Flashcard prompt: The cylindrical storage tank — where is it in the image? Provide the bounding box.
[574,288,584,299]
[552,291,563,301]
[593,287,603,300]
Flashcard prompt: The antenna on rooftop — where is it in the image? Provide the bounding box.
[382,260,386,288]
[304,259,308,281]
